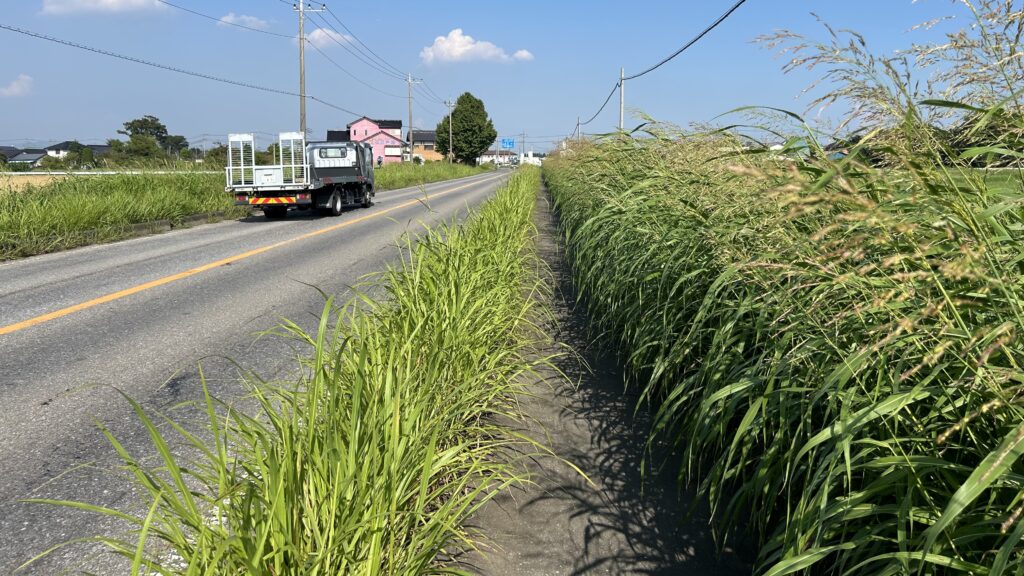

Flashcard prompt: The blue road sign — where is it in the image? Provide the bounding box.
[500,138,515,150]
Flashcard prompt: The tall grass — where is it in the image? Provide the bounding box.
[544,3,1024,573]
[374,162,492,191]
[0,163,491,260]
[0,173,241,259]
[28,168,546,575]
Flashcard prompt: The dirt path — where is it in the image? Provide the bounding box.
[459,190,752,575]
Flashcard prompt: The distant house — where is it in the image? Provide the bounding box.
[410,130,443,162]
[410,130,437,150]
[520,150,545,167]
[478,149,517,165]
[8,149,47,168]
[45,141,77,159]
[86,144,111,158]
[0,146,21,162]
[329,117,406,165]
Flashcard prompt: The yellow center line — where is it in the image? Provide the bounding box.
[0,174,507,336]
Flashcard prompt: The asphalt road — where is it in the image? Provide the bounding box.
[0,170,511,574]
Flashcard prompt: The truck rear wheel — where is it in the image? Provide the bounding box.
[322,191,343,217]
[361,185,372,208]
[264,206,287,219]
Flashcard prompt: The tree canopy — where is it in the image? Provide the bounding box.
[435,92,497,165]
[117,115,188,156]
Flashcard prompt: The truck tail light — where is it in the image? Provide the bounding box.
[298,193,311,200]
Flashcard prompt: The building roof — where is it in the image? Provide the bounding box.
[0,146,21,159]
[86,144,112,156]
[45,140,77,151]
[410,130,436,142]
[9,152,46,163]
[358,130,405,144]
[345,116,402,130]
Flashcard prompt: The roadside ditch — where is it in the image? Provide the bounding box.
[458,187,753,575]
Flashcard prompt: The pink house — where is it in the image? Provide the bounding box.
[332,117,405,165]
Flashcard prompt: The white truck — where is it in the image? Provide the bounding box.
[225,132,375,219]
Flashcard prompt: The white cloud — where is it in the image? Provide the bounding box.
[304,28,352,49]
[420,29,533,64]
[218,13,269,30]
[41,0,163,15]
[0,75,33,98]
[512,49,534,61]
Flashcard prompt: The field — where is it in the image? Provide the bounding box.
[543,122,1024,574]
[374,161,493,190]
[0,172,241,260]
[537,5,1024,571]
[544,131,1024,574]
[0,162,493,260]
[1,172,86,192]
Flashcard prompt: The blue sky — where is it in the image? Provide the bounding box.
[0,1,963,152]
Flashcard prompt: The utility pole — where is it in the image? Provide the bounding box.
[619,67,625,132]
[444,99,454,162]
[576,116,581,143]
[406,73,422,162]
[295,2,325,137]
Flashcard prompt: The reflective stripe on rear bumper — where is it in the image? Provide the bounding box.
[250,197,297,205]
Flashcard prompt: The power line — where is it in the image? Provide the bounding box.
[414,97,442,116]
[325,6,407,78]
[420,81,447,103]
[414,83,445,105]
[291,2,453,116]
[309,12,406,80]
[0,22,360,117]
[155,0,292,38]
[580,81,620,126]
[321,5,455,110]
[574,0,749,133]
[305,38,405,99]
[624,0,748,80]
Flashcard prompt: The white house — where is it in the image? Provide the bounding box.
[45,141,76,159]
[520,151,544,166]
[477,149,517,165]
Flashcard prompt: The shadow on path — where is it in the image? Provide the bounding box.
[459,190,752,575]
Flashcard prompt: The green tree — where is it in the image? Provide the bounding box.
[163,134,189,156]
[435,92,497,165]
[118,115,188,155]
[39,155,65,170]
[204,144,228,167]
[64,141,95,168]
[119,115,168,143]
